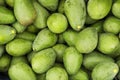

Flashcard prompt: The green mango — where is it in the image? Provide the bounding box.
[87,0,112,19]
[112,0,120,18]
[58,0,65,13]
[83,51,114,70]
[46,67,68,80]
[6,38,32,56]
[98,33,119,54]
[53,44,67,62]
[63,47,83,75]
[47,13,68,33]
[64,0,86,31]
[0,54,11,72]
[0,25,16,45]
[63,29,78,46]
[92,62,119,80]
[0,0,5,6]
[14,0,36,26]
[12,22,26,33]
[8,62,36,80]
[31,48,56,74]
[103,16,120,34]
[75,27,98,53]
[16,31,36,41]
[70,69,89,80]
[10,56,28,66]
[58,34,65,44]
[38,0,59,11]
[33,28,57,51]
[0,6,15,24]
[33,2,50,29]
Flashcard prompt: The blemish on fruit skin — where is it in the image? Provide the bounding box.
[77,26,81,29]
[113,69,118,73]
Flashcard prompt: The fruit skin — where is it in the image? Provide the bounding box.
[64,0,86,31]
[112,0,120,18]
[87,0,112,19]
[92,62,119,80]
[0,6,15,24]
[46,66,68,80]
[5,0,14,7]
[83,51,114,70]
[0,25,16,45]
[53,44,67,62]
[8,62,36,80]
[63,47,83,75]
[75,27,98,53]
[33,2,50,29]
[33,28,57,51]
[37,73,46,80]
[69,69,89,80]
[0,54,11,72]
[103,16,120,34]
[14,0,36,26]
[63,29,78,46]
[16,31,36,41]
[38,0,59,11]
[31,48,56,74]
[12,22,26,33]
[58,0,65,13]
[6,38,32,56]
[47,13,68,33]
[97,33,119,54]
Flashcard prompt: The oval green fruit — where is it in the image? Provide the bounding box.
[64,0,86,31]
[47,13,68,33]
[14,0,36,26]
[6,38,32,56]
[0,25,16,45]
[0,6,15,24]
[31,48,56,74]
[75,27,98,53]
[63,47,83,75]
[103,16,120,34]
[98,33,119,54]
[46,67,68,80]
[83,51,114,70]
[92,62,119,80]
[8,62,36,80]
[33,28,57,51]
[87,0,112,19]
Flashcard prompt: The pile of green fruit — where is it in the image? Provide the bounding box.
[0,0,120,80]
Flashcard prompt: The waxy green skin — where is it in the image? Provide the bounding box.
[87,0,112,19]
[0,6,15,24]
[31,48,56,74]
[0,25,16,45]
[33,2,50,29]
[75,27,98,53]
[9,62,36,80]
[63,47,83,75]
[33,28,57,51]
[6,38,32,56]
[92,62,119,80]
[46,67,68,80]
[14,0,36,26]
[64,0,86,31]
[38,0,59,11]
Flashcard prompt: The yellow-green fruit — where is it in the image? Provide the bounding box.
[6,38,32,56]
[8,62,36,80]
[98,33,119,54]
[14,0,36,26]
[0,25,16,45]
[47,13,68,33]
